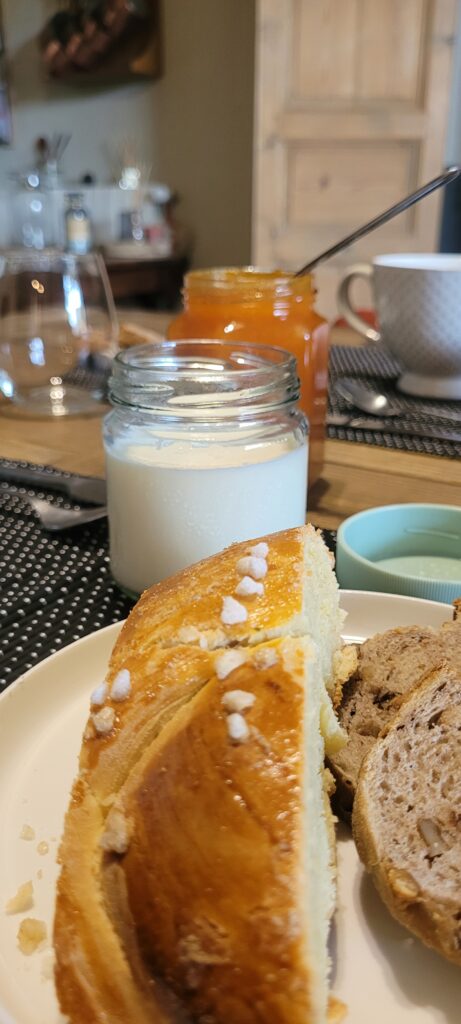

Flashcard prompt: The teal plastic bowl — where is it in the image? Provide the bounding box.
[336,503,461,605]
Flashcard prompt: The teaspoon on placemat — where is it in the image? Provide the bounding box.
[334,379,461,423]
[0,465,107,504]
[326,413,461,442]
[0,486,107,530]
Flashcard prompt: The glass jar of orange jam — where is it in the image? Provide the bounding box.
[168,268,329,484]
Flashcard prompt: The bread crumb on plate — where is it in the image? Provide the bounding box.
[20,824,35,841]
[17,918,47,955]
[5,880,33,915]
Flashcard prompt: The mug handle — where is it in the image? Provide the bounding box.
[337,263,381,343]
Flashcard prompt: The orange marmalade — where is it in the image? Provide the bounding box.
[167,268,329,484]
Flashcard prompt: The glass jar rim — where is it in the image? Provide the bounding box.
[182,266,315,301]
[109,339,301,417]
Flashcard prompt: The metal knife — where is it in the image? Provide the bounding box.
[0,465,107,505]
[327,413,461,443]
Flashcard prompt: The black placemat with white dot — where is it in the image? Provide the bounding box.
[328,345,461,459]
[0,461,336,689]
[329,343,401,380]
[0,466,134,689]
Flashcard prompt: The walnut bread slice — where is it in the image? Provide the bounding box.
[329,606,461,821]
[54,526,345,1024]
[353,663,461,966]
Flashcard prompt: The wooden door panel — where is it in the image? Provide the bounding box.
[253,0,458,315]
[357,0,429,102]
[293,0,359,100]
[288,142,415,226]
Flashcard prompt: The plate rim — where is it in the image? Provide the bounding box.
[0,589,455,1024]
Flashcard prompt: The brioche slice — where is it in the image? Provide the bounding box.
[114,524,342,689]
[329,608,461,820]
[54,526,345,1024]
[353,663,461,965]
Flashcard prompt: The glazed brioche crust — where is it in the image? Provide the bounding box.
[75,525,341,800]
[353,664,461,966]
[55,639,332,1024]
[119,643,320,1024]
[114,526,309,657]
[54,526,344,1024]
[54,783,187,1024]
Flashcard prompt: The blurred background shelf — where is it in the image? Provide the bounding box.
[105,253,188,308]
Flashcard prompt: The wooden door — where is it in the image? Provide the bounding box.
[253,0,459,316]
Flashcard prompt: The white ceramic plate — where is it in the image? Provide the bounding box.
[0,591,457,1024]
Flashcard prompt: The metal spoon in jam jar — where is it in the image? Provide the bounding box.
[296,167,461,277]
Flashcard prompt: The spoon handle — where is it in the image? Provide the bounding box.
[295,166,461,277]
[326,414,461,442]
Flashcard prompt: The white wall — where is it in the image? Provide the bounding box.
[154,1,255,268]
[0,0,255,267]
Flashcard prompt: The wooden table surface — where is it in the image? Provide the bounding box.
[1,314,460,531]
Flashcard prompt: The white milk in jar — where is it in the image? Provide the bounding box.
[104,340,308,595]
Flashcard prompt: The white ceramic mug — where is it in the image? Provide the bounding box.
[337,254,461,398]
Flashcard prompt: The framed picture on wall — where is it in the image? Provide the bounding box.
[0,3,12,145]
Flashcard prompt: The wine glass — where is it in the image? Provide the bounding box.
[0,249,118,417]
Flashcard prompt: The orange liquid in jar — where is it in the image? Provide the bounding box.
[168,268,329,485]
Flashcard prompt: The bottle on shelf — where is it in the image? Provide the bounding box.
[64,192,92,254]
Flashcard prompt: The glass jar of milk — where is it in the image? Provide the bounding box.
[103,340,308,595]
